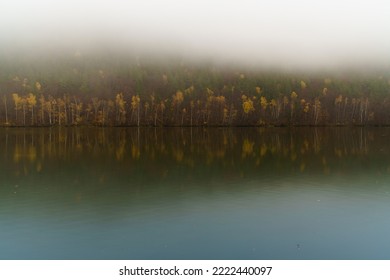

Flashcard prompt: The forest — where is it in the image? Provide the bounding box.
[1,52,390,127]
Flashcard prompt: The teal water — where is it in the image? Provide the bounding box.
[1,127,390,259]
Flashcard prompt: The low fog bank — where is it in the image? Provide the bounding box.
[0,37,390,74]
[1,0,390,72]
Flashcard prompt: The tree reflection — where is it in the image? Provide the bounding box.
[1,127,389,179]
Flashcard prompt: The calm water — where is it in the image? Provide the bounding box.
[1,127,390,259]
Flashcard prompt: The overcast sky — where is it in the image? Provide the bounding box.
[1,0,389,69]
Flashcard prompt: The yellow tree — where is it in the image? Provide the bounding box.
[335,95,343,124]
[260,96,268,111]
[39,95,46,125]
[12,93,23,124]
[223,107,228,125]
[22,97,27,126]
[131,95,141,126]
[45,97,53,125]
[181,108,186,125]
[313,97,321,125]
[242,95,255,120]
[301,99,310,123]
[35,82,42,91]
[115,93,126,125]
[74,98,83,125]
[63,94,71,125]
[56,97,66,126]
[269,99,277,120]
[290,91,298,123]
[260,96,268,124]
[85,103,92,123]
[27,93,37,125]
[283,95,289,117]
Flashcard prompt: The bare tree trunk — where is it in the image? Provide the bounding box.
[23,104,26,126]
[137,105,140,127]
[31,105,34,125]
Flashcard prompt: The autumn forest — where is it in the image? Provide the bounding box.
[1,53,390,127]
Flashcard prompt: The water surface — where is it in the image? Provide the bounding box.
[1,127,390,259]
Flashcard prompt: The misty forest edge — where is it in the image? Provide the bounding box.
[1,54,390,127]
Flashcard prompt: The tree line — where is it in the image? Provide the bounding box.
[1,54,390,126]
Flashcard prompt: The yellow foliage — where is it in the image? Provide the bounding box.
[223,108,228,119]
[131,95,140,109]
[260,96,268,110]
[35,82,42,91]
[116,93,126,109]
[216,96,225,103]
[12,93,23,109]
[283,96,289,105]
[314,98,321,108]
[300,80,307,89]
[335,95,343,105]
[206,88,214,96]
[291,91,298,99]
[303,102,310,113]
[242,97,254,114]
[184,85,194,95]
[255,86,262,94]
[173,91,184,106]
[27,93,37,107]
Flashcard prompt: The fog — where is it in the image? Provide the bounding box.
[1,0,390,69]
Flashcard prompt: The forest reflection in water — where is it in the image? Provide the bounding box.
[1,127,390,259]
[1,127,390,180]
